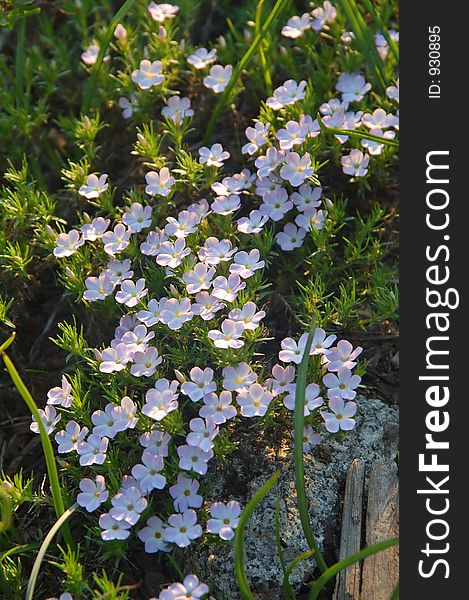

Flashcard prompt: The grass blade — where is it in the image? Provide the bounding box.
[1,349,73,547]
[81,0,137,115]
[317,113,399,148]
[308,537,399,599]
[25,503,79,600]
[275,498,295,600]
[203,0,289,144]
[234,471,281,600]
[255,0,273,96]
[361,0,399,62]
[294,321,327,573]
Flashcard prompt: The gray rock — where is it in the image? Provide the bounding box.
[184,397,398,599]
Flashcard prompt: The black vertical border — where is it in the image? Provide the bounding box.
[401,1,467,596]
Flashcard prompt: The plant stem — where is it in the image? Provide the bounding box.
[1,351,73,547]
[308,537,399,599]
[361,0,399,62]
[294,320,328,573]
[234,471,281,600]
[81,0,137,115]
[203,0,289,144]
[25,503,79,600]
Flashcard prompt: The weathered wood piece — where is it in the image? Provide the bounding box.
[333,458,365,600]
[361,458,399,600]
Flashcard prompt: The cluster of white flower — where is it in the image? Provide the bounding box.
[281,1,337,38]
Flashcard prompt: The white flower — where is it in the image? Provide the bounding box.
[163,575,210,599]
[362,108,397,130]
[198,237,237,265]
[186,417,219,452]
[187,198,210,220]
[81,43,109,66]
[256,174,282,198]
[113,396,139,431]
[137,298,168,326]
[122,203,153,233]
[198,143,230,167]
[386,78,399,103]
[222,362,256,392]
[360,128,396,156]
[30,406,61,435]
[276,222,306,251]
[99,513,131,541]
[116,278,148,307]
[114,23,127,40]
[77,434,108,466]
[259,188,293,221]
[131,59,164,89]
[140,229,167,255]
[280,152,314,187]
[211,175,244,196]
[148,2,179,22]
[145,167,175,197]
[237,383,272,417]
[177,445,213,475]
[163,509,202,547]
[162,95,194,125]
[229,302,266,330]
[121,323,155,354]
[211,274,246,302]
[266,364,295,396]
[81,217,110,241]
[181,367,216,402]
[156,238,191,268]
[131,346,163,377]
[211,194,241,215]
[237,209,269,234]
[295,208,327,232]
[170,475,203,512]
[199,391,237,423]
[142,387,179,421]
[140,428,171,456]
[138,516,171,553]
[132,450,166,493]
[119,94,138,119]
[311,1,337,31]
[83,272,115,302]
[341,149,370,177]
[187,47,217,69]
[160,298,194,330]
[266,79,307,110]
[291,184,322,212]
[283,382,323,415]
[336,72,371,103]
[203,64,232,93]
[102,224,131,255]
[110,486,147,525]
[279,333,315,364]
[92,404,121,438]
[47,375,73,408]
[319,98,350,116]
[53,230,84,258]
[105,259,134,285]
[54,421,88,453]
[321,397,357,432]
[242,122,270,155]
[325,340,363,371]
[208,319,244,349]
[229,249,265,279]
[323,367,361,400]
[255,146,285,178]
[165,210,199,238]
[281,13,311,38]
[99,343,132,373]
[207,501,241,540]
[78,174,109,199]
[77,475,108,512]
[191,292,225,320]
[276,120,308,150]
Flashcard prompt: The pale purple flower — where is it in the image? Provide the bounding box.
[187,47,217,69]
[301,426,323,452]
[132,59,164,89]
[132,450,167,493]
[198,237,237,265]
[137,298,168,326]
[222,362,256,392]
[198,143,230,167]
[229,302,266,330]
[336,72,371,103]
[276,120,308,150]
[148,2,179,22]
[291,184,322,212]
[116,278,148,307]
[266,364,295,396]
[140,229,167,256]
[181,367,216,402]
[310,327,337,355]
[138,516,171,553]
[119,94,138,119]
[145,167,175,197]
[237,383,272,417]
[280,152,314,187]
[311,1,337,31]
[323,367,361,400]
[203,64,232,93]
[183,263,216,294]
[77,434,108,466]
[283,382,323,415]
[160,298,194,330]
[177,445,213,475]
[83,272,115,302]
[142,388,179,421]
[78,174,109,199]
[207,500,241,540]
[102,223,131,255]
[30,405,61,435]
[229,249,265,279]
[211,274,246,302]
[242,122,270,155]
[325,340,363,372]
[55,421,88,453]
[77,475,108,512]
[99,343,132,373]
[281,13,311,39]
[122,203,153,233]
[163,509,202,547]
[170,474,203,512]
[92,404,121,439]
[259,188,293,221]
[156,238,191,268]
[211,194,241,216]
[266,79,307,110]
[113,396,139,431]
[165,210,199,238]
[53,230,84,258]
[47,375,73,408]
[199,391,237,424]
[208,319,245,349]
[186,417,219,452]
[164,575,209,599]
[191,292,225,321]
[99,513,131,541]
[341,149,370,177]
[255,146,284,178]
[110,486,147,525]
[276,222,307,251]
[321,397,357,432]
[139,429,171,456]
[237,209,269,234]
[105,259,134,285]
[81,217,110,241]
[130,346,163,377]
[162,95,194,125]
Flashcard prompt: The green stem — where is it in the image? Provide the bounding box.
[234,471,281,600]
[361,0,399,62]
[308,537,399,599]
[0,333,16,354]
[294,320,328,573]
[317,113,399,148]
[203,0,289,144]
[255,0,273,96]
[1,352,73,548]
[275,498,295,600]
[25,503,79,600]
[15,18,26,109]
[81,0,137,114]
